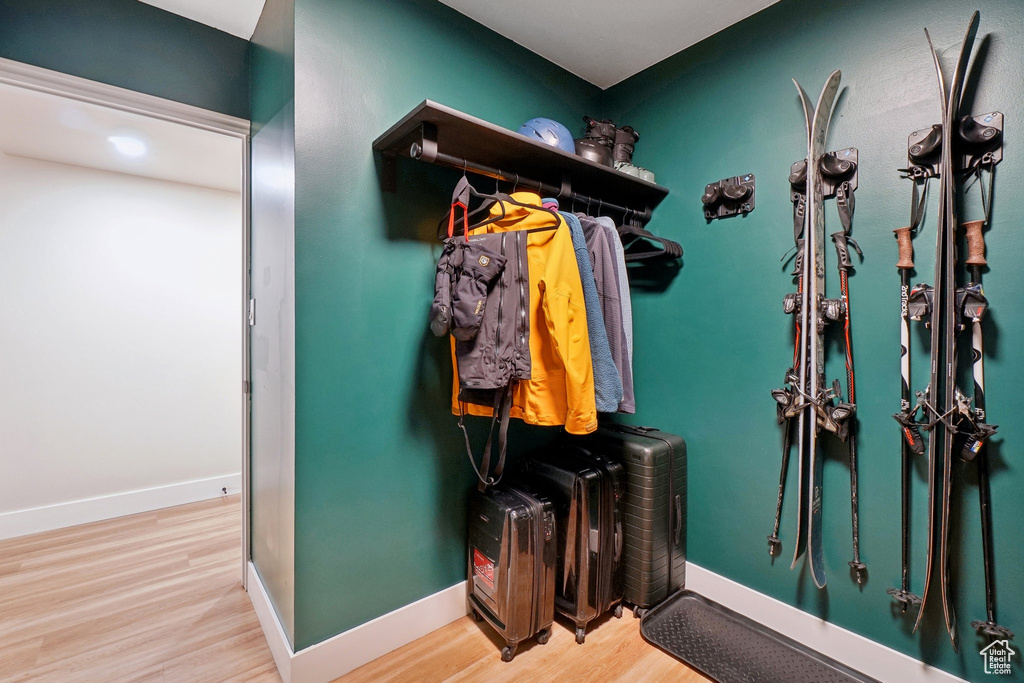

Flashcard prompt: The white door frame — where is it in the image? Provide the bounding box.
[0,57,254,588]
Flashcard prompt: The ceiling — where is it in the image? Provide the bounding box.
[139,0,266,39]
[0,82,243,193]
[138,0,778,87]
[438,0,781,88]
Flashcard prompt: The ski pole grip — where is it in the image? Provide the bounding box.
[893,227,914,269]
[962,220,987,267]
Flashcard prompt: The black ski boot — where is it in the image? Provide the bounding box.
[613,125,638,165]
[575,116,615,167]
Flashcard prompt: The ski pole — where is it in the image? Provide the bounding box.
[828,175,866,583]
[959,219,1012,640]
[767,418,792,556]
[888,223,924,612]
[888,174,928,611]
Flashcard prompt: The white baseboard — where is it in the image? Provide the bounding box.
[685,562,965,682]
[245,558,962,683]
[246,561,468,683]
[247,562,296,682]
[0,473,241,540]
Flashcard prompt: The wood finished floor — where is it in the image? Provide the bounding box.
[0,495,278,682]
[0,496,706,682]
[339,607,708,683]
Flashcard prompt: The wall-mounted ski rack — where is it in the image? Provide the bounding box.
[789,148,859,201]
[702,173,755,220]
[904,112,1003,179]
[371,100,669,226]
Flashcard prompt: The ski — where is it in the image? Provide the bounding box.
[769,154,810,558]
[804,70,842,589]
[938,12,979,650]
[788,82,815,569]
[773,72,841,583]
[913,12,980,650]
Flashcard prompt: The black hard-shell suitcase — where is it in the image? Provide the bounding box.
[467,482,556,662]
[522,446,625,644]
[582,425,686,617]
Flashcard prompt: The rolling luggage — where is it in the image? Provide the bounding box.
[522,446,625,644]
[467,482,556,662]
[582,424,686,617]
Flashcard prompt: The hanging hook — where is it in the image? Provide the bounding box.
[462,158,468,179]
[597,198,603,216]
[513,173,520,193]
[495,170,501,194]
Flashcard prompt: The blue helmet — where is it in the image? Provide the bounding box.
[518,117,575,154]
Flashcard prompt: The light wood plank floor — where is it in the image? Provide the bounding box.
[0,497,706,682]
[339,606,708,683]
[0,495,278,682]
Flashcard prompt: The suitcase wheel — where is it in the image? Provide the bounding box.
[536,628,550,645]
[469,609,482,622]
[501,645,516,662]
[632,605,648,619]
[575,627,586,645]
[613,604,623,619]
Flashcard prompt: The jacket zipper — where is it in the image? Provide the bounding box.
[495,233,506,366]
[517,233,527,353]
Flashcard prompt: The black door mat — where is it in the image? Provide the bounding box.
[640,590,878,683]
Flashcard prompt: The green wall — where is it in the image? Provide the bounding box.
[289,0,600,650]
[251,0,1022,677]
[601,1,1023,680]
[0,0,249,118]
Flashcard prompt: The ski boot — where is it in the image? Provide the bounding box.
[613,124,639,175]
[575,116,615,167]
[612,125,653,181]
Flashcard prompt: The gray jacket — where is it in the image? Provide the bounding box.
[431,230,531,406]
[578,214,634,413]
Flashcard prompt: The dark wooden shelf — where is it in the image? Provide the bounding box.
[372,100,669,220]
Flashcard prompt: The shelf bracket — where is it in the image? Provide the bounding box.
[380,152,397,193]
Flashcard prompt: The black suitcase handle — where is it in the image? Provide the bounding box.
[674,495,683,546]
[614,516,623,562]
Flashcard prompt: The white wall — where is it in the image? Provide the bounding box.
[0,152,243,534]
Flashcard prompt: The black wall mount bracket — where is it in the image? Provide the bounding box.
[789,148,859,202]
[904,112,1003,179]
[702,173,755,220]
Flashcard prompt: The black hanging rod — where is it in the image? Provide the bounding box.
[409,141,652,224]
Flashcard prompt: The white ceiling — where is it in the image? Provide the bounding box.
[139,0,778,88]
[139,0,267,40]
[0,83,242,193]
[440,0,780,89]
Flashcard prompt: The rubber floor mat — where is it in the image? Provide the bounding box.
[640,590,877,683]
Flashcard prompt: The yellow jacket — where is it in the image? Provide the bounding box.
[452,192,597,434]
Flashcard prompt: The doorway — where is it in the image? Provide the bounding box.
[0,59,251,582]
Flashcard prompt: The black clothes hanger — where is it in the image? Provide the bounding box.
[617,208,683,261]
[489,183,562,230]
[438,175,561,239]
[436,175,507,240]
